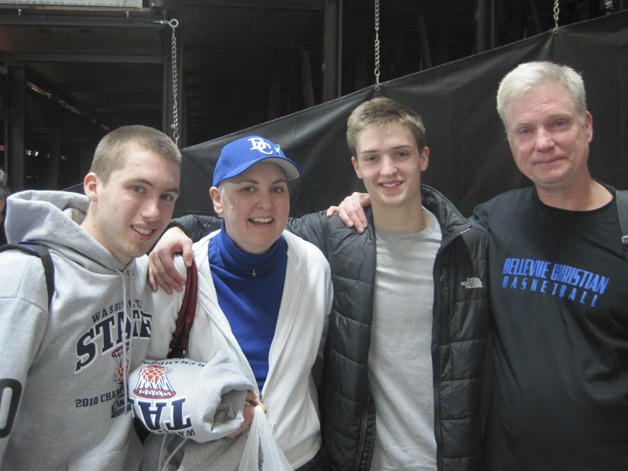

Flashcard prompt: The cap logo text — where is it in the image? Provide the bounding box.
[248,137,274,155]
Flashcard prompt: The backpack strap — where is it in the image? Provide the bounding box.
[616,190,628,254]
[0,242,55,306]
[168,259,198,359]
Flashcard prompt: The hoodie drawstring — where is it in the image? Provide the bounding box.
[117,268,133,418]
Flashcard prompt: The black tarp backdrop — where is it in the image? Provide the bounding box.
[176,10,628,218]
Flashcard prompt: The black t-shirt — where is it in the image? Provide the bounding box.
[474,187,628,470]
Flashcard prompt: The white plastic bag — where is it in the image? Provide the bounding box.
[238,405,292,471]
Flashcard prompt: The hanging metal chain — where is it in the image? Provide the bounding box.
[156,18,180,146]
[553,0,560,31]
[373,0,381,91]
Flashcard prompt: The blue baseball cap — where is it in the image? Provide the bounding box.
[212,135,302,187]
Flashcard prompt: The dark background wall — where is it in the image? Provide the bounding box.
[176,10,628,218]
[2,1,625,195]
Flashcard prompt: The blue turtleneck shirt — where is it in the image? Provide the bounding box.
[208,225,288,391]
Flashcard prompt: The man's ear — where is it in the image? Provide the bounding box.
[351,156,363,180]
[83,172,100,202]
[585,111,593,143]
[420,146,430,172]
[209,187,223,215]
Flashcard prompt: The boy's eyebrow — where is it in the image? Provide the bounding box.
[129,177,180,195]
[231,177,288,185]
[358,144,413,154]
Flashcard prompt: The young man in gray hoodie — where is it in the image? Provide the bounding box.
[0,126,183,470]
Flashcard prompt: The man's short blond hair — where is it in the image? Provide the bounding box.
[346,97,426,155]
[90,125,181,183]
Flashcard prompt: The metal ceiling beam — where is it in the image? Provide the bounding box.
[184,42,294,56]
[322,0,341,102]
[163,0,321,11]
[0,52,163,63]
[476,0,496,52]
[41,83,160,92]
[3,63,26,192]
[0,14,164,27]
[92,104,163,111]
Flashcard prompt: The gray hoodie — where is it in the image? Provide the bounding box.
[0,190,153,470]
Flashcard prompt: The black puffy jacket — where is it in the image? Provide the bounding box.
[175,185,490,471]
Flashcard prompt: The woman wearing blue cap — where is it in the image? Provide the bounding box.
[140,136,332,470]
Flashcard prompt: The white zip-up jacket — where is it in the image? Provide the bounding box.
[148,229,332,469]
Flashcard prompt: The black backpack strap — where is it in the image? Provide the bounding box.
[168,259,198,359]
[616,190,628,254]
[0,242,55,306]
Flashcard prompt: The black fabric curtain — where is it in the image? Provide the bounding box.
[176,10,628,218]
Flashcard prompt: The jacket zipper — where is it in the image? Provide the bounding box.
[353,387,372,470]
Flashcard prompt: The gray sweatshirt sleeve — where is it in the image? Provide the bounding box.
[129,353,253,443]
[0,253,50,465]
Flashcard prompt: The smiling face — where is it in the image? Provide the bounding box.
[505,81,593,196]
[82,147,180,265]
[351,122,429,227]
[210,162,290,254]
